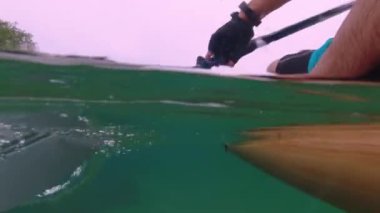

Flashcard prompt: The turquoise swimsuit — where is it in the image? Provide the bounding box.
[307,38,333,73]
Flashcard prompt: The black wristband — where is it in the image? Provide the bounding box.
[239,2,261,26]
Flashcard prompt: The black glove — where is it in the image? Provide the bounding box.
[208,12,254,65]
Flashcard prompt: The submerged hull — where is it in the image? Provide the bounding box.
[227,124,380,212]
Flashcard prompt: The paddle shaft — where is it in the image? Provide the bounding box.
[245,1,354,53]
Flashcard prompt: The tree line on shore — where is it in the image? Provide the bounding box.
[0,19,36,52]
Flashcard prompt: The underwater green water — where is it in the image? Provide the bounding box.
[1,60,380,212]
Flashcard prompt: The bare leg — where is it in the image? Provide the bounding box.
[310,0,380,79]
[278,0,380,80]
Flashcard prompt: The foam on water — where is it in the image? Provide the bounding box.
[129,100,229,108]
[37,165,85,198]
[49,79,66,85]
[159,100,229,108]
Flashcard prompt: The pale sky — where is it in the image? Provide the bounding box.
[0,0,351,74]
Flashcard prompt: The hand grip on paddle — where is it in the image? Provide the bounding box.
[206,12,255,67]
[197,1,354,69]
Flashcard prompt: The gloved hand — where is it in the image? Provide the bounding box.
[207,12,254,66]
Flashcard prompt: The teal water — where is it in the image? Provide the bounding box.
[1,60,379,212]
